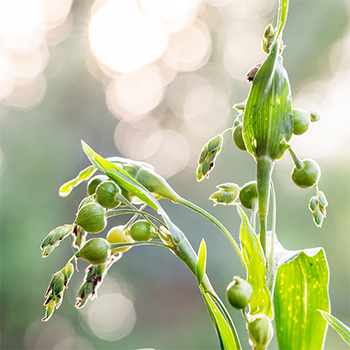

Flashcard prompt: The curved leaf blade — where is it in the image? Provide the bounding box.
[237,206,273,318]
[201,288,238,350]
[59,166,96,197]
[319,310,350,346]
[274,248,330,350]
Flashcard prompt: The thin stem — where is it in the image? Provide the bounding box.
[105,208,164,226]
[288,148,303,169]
[177,197,244,268]
[208,290,242,350]
[266,181,276,293]
[257,157,274,257]
[109,241,173,250]
[124,203,148,230]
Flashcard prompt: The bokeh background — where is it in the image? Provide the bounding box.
[1,0,349,349]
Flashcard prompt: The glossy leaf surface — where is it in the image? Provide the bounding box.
[237,206,273,318]
[59,166,96,197]
[319,310,350,346]
[274,244,330,350]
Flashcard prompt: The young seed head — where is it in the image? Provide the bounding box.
[226,276,253,309]
[310,109,321,123]
[292,108,311,135]
[106,225,134,254]
[95,181,121,209]
[309,196,318,212]
[233,124,247,151]
[248,314,274,350]
[75,202,106,233]
[87,175,108,196]
[239,181,258,209]
[75,238,110,265]
[313,208,324,227]
[129,220,153,242]
[291,159,321,188]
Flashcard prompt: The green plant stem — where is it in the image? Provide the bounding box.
[209,290,242,350]
[288,148,303,169]
[266,181,276,292]
[256,157,274,257]
[105,208,164,226]
[109,241,172,250]
[177,197,244,268]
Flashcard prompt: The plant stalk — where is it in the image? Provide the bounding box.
[176,197,245,268]
[256,157,274,257]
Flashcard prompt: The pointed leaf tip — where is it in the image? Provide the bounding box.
[196,239,207,285]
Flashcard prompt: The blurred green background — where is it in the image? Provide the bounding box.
[1,0,349,349]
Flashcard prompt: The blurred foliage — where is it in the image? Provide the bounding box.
[1,1,349,349]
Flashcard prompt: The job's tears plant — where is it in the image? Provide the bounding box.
[40,1,350,348]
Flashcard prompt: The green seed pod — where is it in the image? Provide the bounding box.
[292,108,311,135]
[309,196,318,212]
[134,168,179,202]
[233,124,247,151]
[196,135,223,181]
[87,175,108,195]
[261,37,269,54]
[264,23,275,39]
[75,202,106,233]
[248,314,274,350]
[95,181,121,209]
[291,159,321,189]
[130,220,152,242]
[52,272,65,296]
[106,225,134,254]
[239,181,258,210]
[75,238,110,265]
[310,109,321,122]
[226,276,253,309]
[210,183,239,206]
[207,135,223,153]
[317,191,328,208]
[313,208,324,227]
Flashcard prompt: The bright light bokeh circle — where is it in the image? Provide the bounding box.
[89,0,168,73]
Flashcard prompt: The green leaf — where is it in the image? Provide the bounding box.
[237,206,273,318]
[59,166,96,197]
[243,37,293,161]
[196,239,207,284]
[201,288,238,350]
[319,310,350,346]
[274,244,330,350]
[275,0,289,42]
[82,141,158,211]
[81,141,183,243]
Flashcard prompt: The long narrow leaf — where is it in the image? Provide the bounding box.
[319,310,350,346]
[275,0,289,42]
[237,206,273,318]
[274,243,330,350]
[201,288,237,350]
[59,166,96,197]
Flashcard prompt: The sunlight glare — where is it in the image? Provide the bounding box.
[89,0,168,73]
